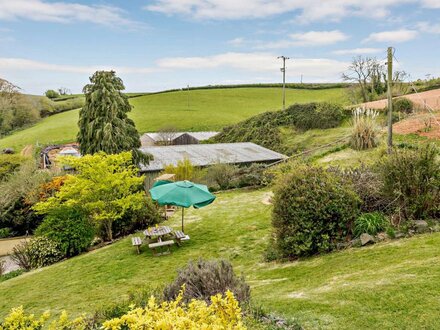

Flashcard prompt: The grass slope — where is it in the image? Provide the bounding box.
[0,87,346,150]
[1,188,440,329]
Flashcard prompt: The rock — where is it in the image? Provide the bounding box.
[411,220,429,233]
[395,232,405,239]
[360,233,375,246]
[337,242,349,250]
[2,148,14,154]
[376,232,389,241]
[349,238,362,247]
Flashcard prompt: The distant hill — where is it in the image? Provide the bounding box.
[0,86,348,150]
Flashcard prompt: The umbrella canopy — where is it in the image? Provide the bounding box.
[149,180,216,232]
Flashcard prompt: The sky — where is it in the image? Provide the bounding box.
[0,0,439,94]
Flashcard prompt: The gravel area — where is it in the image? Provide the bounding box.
[0,255,20,274]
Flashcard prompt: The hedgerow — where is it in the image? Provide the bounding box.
[210,103,346,153]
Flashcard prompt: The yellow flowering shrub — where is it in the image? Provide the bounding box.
[103,289,246,330]
[1,289,246,330]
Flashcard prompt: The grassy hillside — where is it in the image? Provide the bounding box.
[0,87,347,150]
[2,188,440,329]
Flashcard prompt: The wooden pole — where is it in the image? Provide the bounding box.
[181,207,184,232]
[387,47,393,154]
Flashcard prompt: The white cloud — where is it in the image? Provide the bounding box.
[0,0,140,27]
[422,0,440,8]
[363,29,418,43]
[256,30,348,49]
[417,21,440,34]
[145,0,413,22]
[227,37,246,46]
[332,48,382,55]
[0,58,156,74]
[155,52,349,78]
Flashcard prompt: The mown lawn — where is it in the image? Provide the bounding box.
[1,188,440,329]
[0,87,347,150]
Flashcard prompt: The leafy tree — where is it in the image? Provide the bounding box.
[33,152,148,241]
[45,89,60,99]
[77,71,148,164]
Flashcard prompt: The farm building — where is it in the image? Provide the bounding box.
[140,131,218,146]
[139,142,286,180]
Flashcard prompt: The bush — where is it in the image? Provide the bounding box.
[236,163,267,188]
[206,163,239,189]
[211,102,346,153]
[35,207,95,257]
[378,144,440,221]
[111,197,161,238]
[350,108,380,150]
[163,259,250,304]
[393,98,414,114]
[272,164,360,258]
[44,89,60,99]
[11,237,63,270]
[0,227,12,238]
[353,212,388,237]
[0,154,25,181]
[331,165,390,213]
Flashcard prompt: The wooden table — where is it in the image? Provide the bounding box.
[144,226,173,242]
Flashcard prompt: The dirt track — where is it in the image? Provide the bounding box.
[361,88,440,111]
[393,112,440,139]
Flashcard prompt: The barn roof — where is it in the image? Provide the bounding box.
[141,131,218,142]
[139,142,287,172]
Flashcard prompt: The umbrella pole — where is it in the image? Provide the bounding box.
[181,207,184,232]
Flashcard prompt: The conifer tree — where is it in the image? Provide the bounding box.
[77,71,148,163]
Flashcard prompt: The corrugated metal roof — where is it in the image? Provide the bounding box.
[139,142,287,172]
[141,131,218,142]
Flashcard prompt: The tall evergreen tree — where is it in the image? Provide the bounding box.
[77,71,148,163]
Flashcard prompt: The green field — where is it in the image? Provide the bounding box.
[2,188,440,329]
[0,87,347,150]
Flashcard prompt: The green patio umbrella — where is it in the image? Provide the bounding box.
[149,180,216,232]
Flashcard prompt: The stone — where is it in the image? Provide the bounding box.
[360,233,375,246]
[395,232,405,239]
[349,238,362,248]
[376,232,389,241]
[412,220,429,233]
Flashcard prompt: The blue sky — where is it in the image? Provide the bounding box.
[0,0,439,94]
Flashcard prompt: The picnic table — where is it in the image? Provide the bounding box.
[144,226,173,241]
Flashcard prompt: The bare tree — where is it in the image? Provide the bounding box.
[342,56,380,103]
[57,87,71,95]
[157,125,179,145]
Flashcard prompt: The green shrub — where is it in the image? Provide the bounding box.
[35,207,95,257]
[163,259,250,304]
[393,98,414,114]
[112,197,161,238]
[0,227,12,238]
[0,154,25,181]
[350,108,380,150]
[44,89,60,99]
[378,144,440,220]
[331,165,390,213]
[237,163,267,187]
[205,163,239,189]
[272,164,360,258]
[11,237,63,270]
[211,102,345,153]
[354,212,388,237]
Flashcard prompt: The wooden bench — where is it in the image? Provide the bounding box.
[148,240,174,256]
[132,237,142,254]
[174,231,190,246]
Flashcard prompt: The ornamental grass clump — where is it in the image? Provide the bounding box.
[350,107,380,150]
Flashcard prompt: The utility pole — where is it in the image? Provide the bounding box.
[386,47,393,154]
[277,56,290,110]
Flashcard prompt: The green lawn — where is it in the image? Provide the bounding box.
[2,188,440,329]
[0,87,347,150]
